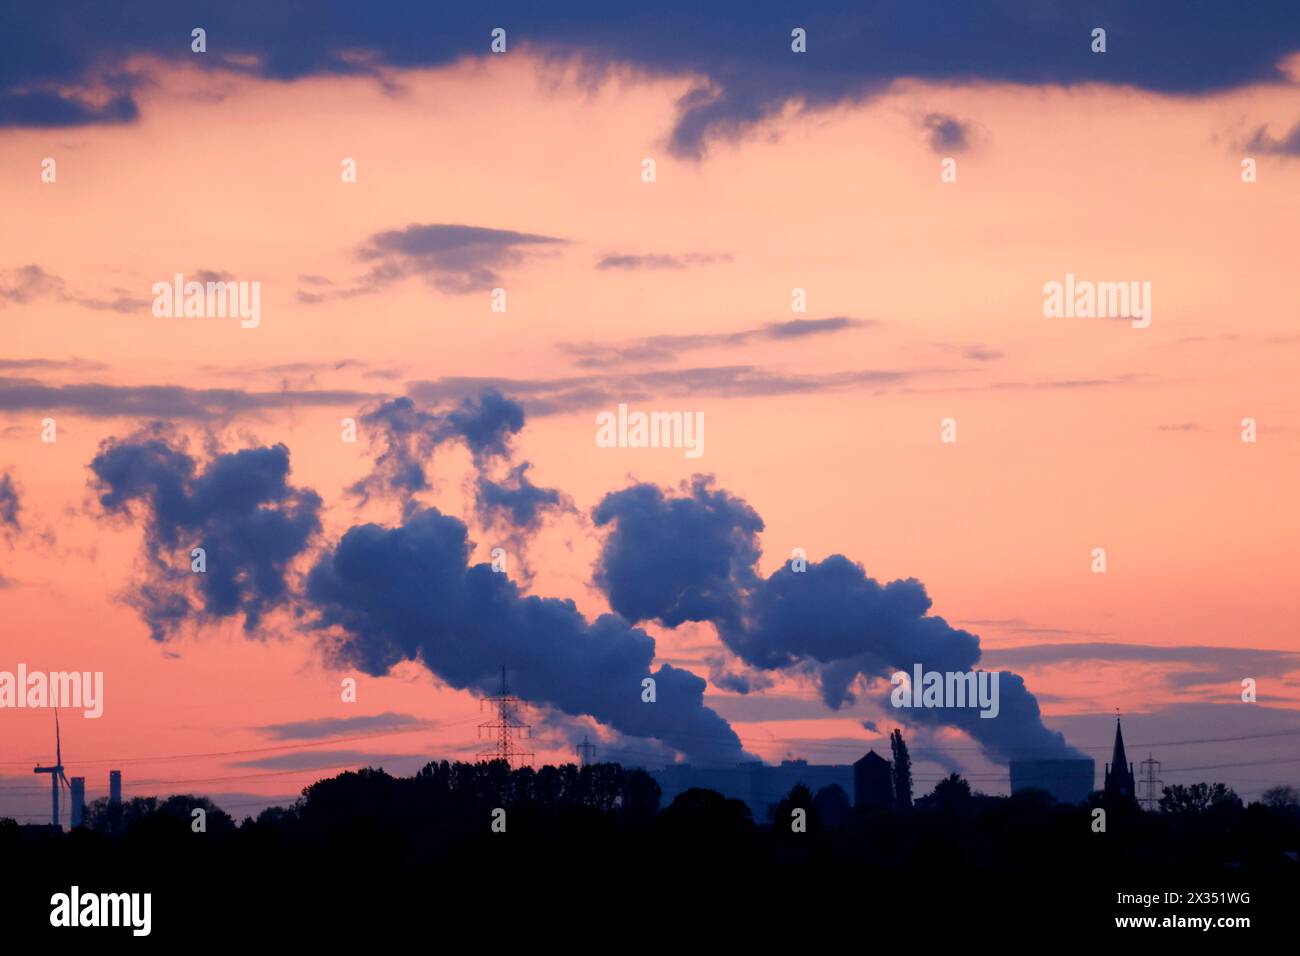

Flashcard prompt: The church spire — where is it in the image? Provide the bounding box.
[1104,714,1136,803]
[1111,715,1129,773]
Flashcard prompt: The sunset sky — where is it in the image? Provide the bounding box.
[2,3,1299,822]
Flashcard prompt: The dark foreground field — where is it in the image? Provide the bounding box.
[4,763,1296,941]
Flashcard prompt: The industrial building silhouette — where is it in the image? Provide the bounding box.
[651,748,899,821]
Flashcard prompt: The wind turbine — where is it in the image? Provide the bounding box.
[32,710,70,828]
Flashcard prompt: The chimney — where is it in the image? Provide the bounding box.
[70,777,86,828]
[109,769,121,806]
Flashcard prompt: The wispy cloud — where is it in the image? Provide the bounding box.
[559,316,870,368]
[256,712,432,741]
[0,264,149,314]
[0,378,377,419]
[0,357,108,373]
[299,223,564,301]
[1245,121,1300,156]
[595,252,731,270]
[229,749,423,771]
[986,642,1300,691]
[956,618,1110,638]
[407,362,939,416]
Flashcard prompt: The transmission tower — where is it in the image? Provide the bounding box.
[577,735,596,767]
[477,667,534,767]
[1137,753,1163,812]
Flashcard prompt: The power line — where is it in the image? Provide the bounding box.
[1,718,1296,789]
[0,717,483,767]
[494,721,1300,756]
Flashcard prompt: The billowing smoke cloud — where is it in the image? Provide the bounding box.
[592,477,1081,764]
[89,427,322,641]
[85,425,745,764]
[476,463,565,532]
[305,506,750,765]
[522,708,682,769]
[349,397,443,503]
[350,389,569,532]
[0,470,19,585]
[443,387,525,460]
[592,478,762,632]
[706,655,774,695]
[0,471,20,532]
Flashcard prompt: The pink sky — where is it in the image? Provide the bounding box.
[2,53,1299,820]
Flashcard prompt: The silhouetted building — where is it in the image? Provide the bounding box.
[1104,718,1136,804]
[109,769,122,805]
[651,759,854,820]
[1010,758,1095,804]
[70,777,85,828]
[853,750,893,808]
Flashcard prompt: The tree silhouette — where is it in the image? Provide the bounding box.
[927,772,973,813]
[772,782,820,832]
[1158,782,1242,816]
[11,756,1298,918]
[813,784,851,830]
[1261,785,1300,811]
[622,768,662,820]
[658,787,754,837]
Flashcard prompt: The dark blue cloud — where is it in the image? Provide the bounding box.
[352,389,569,536]
[4,3,1297,154]
[299,224,563,301]
[352,224,563,295]
[351,388,556,511]
[476,462,568,531]
[0,88,137,128]
[592,478,1082,763]
[305,505,751,764]
[0,470,21,587]
[764,317,865,339]
[443,387,526,459]
[706,658,773,695]
[1246,121,1300,155]
[350,397,444,502]
[923,113,969,154]
[89,427,322,640]
[0,471,19,530]
[592,477,763,631]
[351,389,523,501]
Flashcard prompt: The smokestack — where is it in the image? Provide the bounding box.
[70,777,85,827]
[109,769,121,805]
